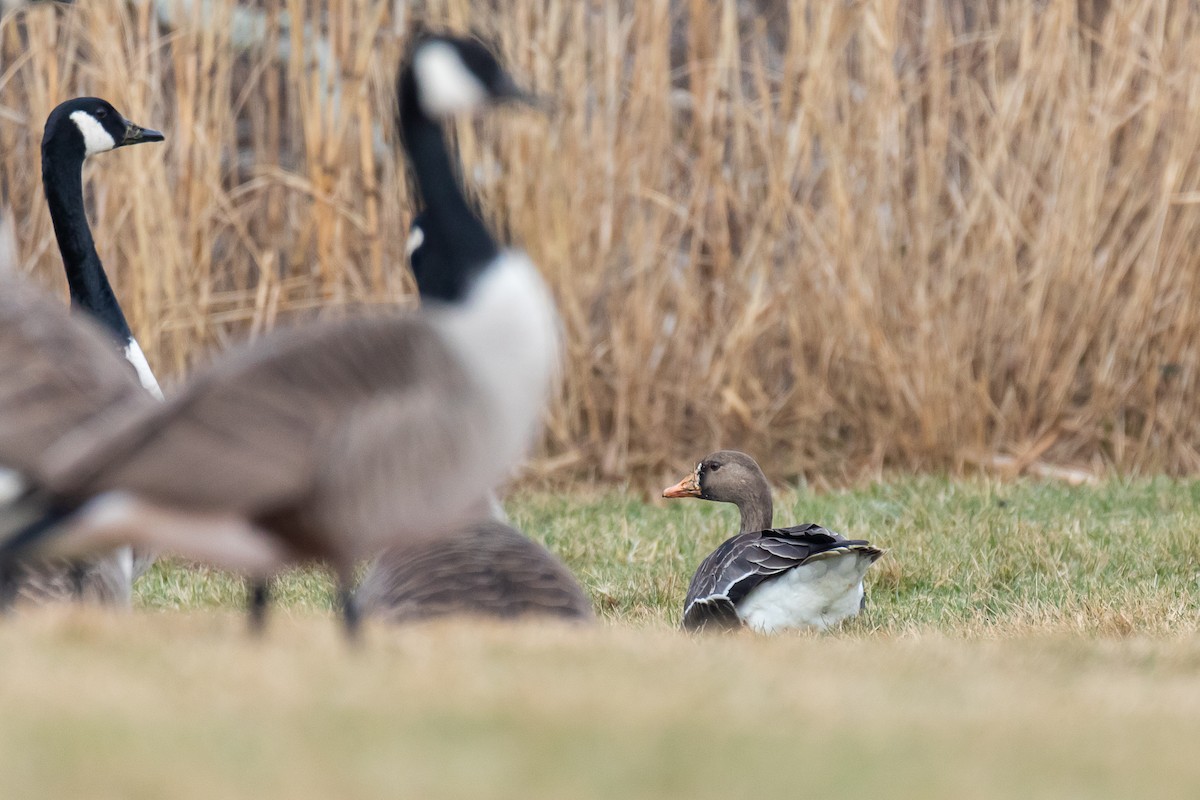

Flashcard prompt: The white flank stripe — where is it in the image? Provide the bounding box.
[0,467,26,504]
[117,546,134,586]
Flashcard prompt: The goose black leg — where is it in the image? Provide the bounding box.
[338,583,361,643]
[0,561,19,615]
[247,579,269,635]
[68,561,87,601]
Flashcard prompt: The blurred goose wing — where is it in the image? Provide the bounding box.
[682,523,879,631]
[0,279,153,479]
[358,521,593,623]
[40,313,486,534]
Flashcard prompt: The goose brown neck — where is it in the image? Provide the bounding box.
[733,481,773,533]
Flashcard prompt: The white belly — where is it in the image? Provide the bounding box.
[737,552,873,634]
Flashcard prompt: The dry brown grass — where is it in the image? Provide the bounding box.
[2,0,1200,485]
[5,610,1200,799]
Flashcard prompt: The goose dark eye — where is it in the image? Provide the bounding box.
[709,463,721,472]
[94,108,108,119]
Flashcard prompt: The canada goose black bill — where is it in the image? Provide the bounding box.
[664,451,884,634]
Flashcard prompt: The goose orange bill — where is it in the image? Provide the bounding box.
[662,472,701,498]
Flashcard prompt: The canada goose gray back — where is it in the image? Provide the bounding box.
[0,38,557,636]
[663,451,883,633]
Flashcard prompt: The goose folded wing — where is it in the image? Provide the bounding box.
[360,522,592,622]
[0,278,154,478]
[682,525,864,630]
[38,314,479,518]
[682,533,764,629]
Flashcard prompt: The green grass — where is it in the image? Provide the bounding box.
[6,477,1200,798]
[136,476,1200,634]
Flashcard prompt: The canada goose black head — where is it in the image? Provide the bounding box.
[42,98,164,161]
[663,450,774,533]
[407,34,537,119]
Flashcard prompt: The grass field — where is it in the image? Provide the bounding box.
[3,477,1200,798]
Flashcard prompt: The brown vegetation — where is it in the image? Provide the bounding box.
[1,0,1198,485]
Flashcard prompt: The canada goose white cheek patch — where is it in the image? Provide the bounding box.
[414,42,488,116]
[69,110,117,156]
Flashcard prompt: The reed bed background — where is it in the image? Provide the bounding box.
[1,0,1199,485]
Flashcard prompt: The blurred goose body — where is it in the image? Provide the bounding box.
[663,450,883,633]
[357,217,587,625]
[358,519,592,624]
[0,36,558,634]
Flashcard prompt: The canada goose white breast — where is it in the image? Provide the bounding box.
[736,551,874,634]
[433,250,559,470]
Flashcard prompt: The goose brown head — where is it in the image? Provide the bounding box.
[663,450,774,532]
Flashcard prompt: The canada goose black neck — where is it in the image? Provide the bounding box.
[41,132,132,340]
[397,63,498,304]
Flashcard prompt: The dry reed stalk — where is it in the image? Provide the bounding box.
[1,0,1199,486]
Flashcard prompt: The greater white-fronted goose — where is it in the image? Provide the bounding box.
[663,450,883,633]
[1,98,166,608]
[0,35,559,636]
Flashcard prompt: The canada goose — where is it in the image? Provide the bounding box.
[355,217,587,625]
[0,35,556,636]
[0,98,166,608]
[42,97,165,398]
[663,450,883,633]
